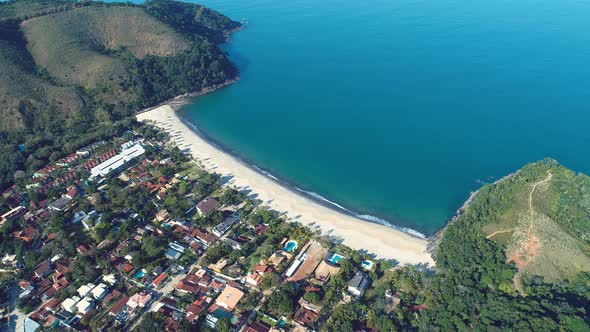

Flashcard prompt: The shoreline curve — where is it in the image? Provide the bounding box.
[137,104,434,266]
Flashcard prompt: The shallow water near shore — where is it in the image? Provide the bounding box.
[125,0,590,235]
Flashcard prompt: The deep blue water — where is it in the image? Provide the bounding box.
[124,0,590,235]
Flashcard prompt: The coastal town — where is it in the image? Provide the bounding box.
[0,120,429,331]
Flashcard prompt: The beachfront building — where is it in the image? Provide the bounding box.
[212,214,239,237]
[347,271,371,297]
[89,143,145,179]
[196,196,219,216]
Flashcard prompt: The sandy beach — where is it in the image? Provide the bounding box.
[137,105,434,266]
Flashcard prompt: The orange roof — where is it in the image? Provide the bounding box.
[215,286,244,311]
[152,273,167,286]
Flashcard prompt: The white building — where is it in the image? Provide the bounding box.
[62,296,81,313]
[91,283,108,300]
[76,297,94,314]
[77,283,96,298]
[89,144,145,179]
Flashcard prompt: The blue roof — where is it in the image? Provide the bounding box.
[165,248,182,260]
[24,317,41,332]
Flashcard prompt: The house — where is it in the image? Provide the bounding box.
[245,263,273,286]
[192,228,218,247]
[155,210,170,223]
[62,296,80,313]
[255,224,268,236]
[209,258,229,273]
[186,302,205,318]
[152,273,167,288]
[103,274,117,286]
[212,214,239,237]
[34,261,52,279]
[77,283,95,298]
[196,196,219,215]
[268,250,291,267]
[76,297,94,314]
[347,271,371,297]
[127,291,152,309]
[165,248,183,260]
[215,286,244,311]
[91,283,108,300]
[2,253,18,267]
[293,307,319,326]
[101,290,122,307]
[108,295,130,316]
[0,206,26,224]
[298,296,323,314]
[245,321,271,332]
[24,317,41,332]
[77,244,93,256]
[313,261,341,284]
[48,197,72,212]
[65,186,78,199]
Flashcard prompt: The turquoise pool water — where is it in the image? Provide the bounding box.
[362,260,374,270]
[328,253,345,265]
[283,240,297,252]
[134,270,146,279]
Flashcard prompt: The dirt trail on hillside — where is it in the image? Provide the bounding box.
[510,171,552,294]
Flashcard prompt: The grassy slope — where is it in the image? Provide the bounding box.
[475,161,590,282]
[0,29,83,131]
[20,6,190,88]
[0,0,83,22]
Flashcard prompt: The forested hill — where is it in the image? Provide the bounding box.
[0,0,239,190]
[420,159,590,330]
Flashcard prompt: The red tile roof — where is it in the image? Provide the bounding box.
[109,295,130,316]
[152,273,167,287]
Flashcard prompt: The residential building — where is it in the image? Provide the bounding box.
[215,286,244,311]
[196,196,219,215]
[127,291,152,309]
[347,271,371,297]
[212,214,239,237]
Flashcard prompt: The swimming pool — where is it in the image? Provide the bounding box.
[362,260,374,270]
[328,253,344,264]
[283,240,298,252]
[133,269,146,279]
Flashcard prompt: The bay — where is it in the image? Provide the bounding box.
[141,0,590,235]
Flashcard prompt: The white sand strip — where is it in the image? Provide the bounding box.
[137,105,434,266]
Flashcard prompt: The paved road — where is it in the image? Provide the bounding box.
[5,284,26,332]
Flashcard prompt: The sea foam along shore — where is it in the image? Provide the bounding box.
[137,105,434,266]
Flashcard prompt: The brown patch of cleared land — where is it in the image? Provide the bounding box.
[483,168,590,291]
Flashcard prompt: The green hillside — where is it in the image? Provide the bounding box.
[0,0,239,190]
[0,23,84,130]
[421,159,590,330]
[21,6,190,88]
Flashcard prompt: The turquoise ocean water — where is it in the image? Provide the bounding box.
[125,0,590,235]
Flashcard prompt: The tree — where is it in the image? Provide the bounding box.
[142,236,165,258]
[216,317,232,332]
[303,291,321,304]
